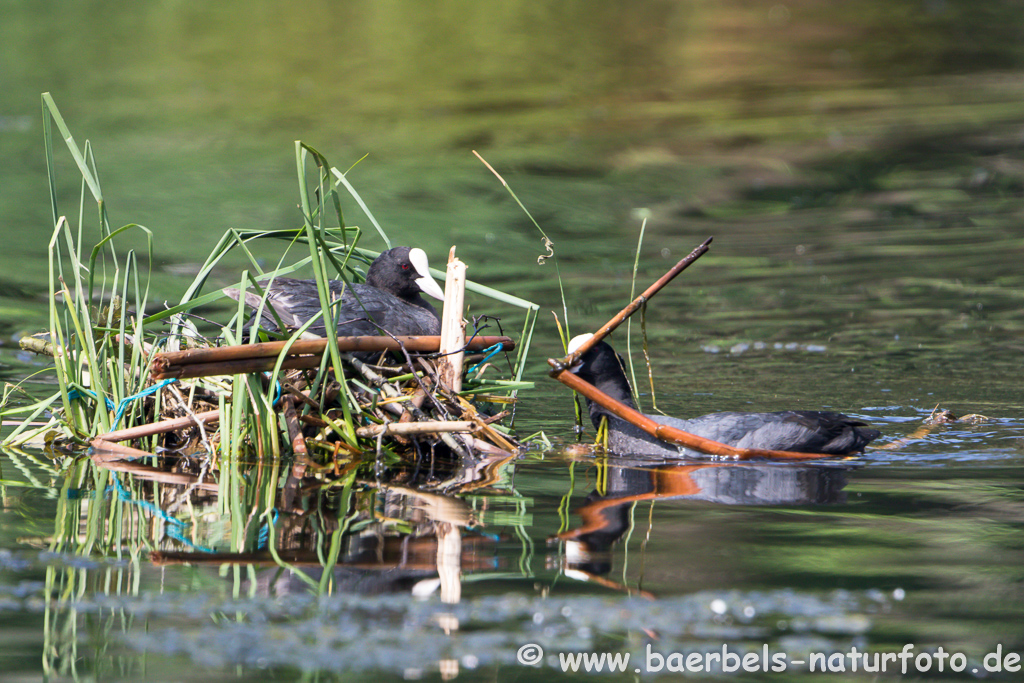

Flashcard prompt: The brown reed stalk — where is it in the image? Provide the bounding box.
[556,237,712,367]
[151,335,515,380]
[549,367,836,461]
[94,410,220,443]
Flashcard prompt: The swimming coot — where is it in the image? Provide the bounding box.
[225,246,446,338]
[566,334,880,457]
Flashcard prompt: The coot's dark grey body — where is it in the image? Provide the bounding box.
[225,247,444,338]
[568,335,880,457]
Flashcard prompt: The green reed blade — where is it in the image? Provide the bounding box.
[330,166,391,249]
[626,216,647,410]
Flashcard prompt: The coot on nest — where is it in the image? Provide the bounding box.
[225,246,445,339]
[567,333,880,457]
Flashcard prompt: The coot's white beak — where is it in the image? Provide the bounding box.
[409,248,445,301]
[566,333,594,372]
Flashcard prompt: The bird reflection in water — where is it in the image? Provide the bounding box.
[552,458,855,596]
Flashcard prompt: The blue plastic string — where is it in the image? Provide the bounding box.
[67,386,116,411]
[466,343,504,377]
[113,378,177,427]
[68,379,178,428]
[257,508,279,549]
[106,477,215,553]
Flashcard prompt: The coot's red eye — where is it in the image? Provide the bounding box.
[401,263,410,270]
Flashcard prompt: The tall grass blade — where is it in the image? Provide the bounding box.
[626,216,647,409]
[330,166,391,248]
[472,151,570,337]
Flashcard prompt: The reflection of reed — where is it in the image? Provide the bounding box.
[69,442,522,590]
[41,442,531,676]
[149,532,497,573]
[85,454,219,492]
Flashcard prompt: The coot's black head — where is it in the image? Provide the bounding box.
[365,247,445,305]
[567,333,635,407]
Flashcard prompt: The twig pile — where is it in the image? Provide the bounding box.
[91,249,521,470]
[8,98,537,485]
